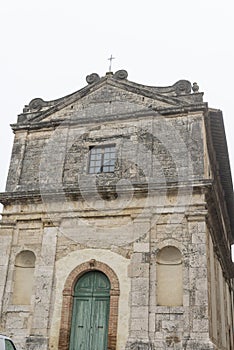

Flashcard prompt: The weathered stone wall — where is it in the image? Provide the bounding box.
[6,112,204,193]
[207,231,234,349]
[0,219,43,348]
[1,76,234,350]
[6,81,205,193]
[0,190,221,350]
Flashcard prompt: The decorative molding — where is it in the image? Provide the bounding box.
[173,80,191,95]
[114,69,128,80]
[126,341,154,350]
[88,258,96,268]
[192,82,199,93]
[86,73,100,84]
[0,180,213,206]
[28,98,47,111]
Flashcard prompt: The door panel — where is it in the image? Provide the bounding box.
[92,298,110,350]
[69,271,110,350]
[70,298,92,350]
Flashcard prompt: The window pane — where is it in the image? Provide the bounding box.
[5,340,16,350]
[89,145,115,173]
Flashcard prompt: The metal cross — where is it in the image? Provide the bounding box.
[108,54,115,72]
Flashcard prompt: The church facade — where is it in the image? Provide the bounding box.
[0,70,234,350]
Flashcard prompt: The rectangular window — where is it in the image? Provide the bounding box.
[89,145,116,174]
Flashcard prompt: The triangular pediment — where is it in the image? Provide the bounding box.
[14,71,203,127]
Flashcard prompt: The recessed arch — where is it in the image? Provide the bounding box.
[12,250,36,305]
[156,246,183,306]
[58,260,120,350]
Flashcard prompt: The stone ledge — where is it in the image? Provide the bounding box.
[0,180,213,205]
[155,306,184,314]
[11,103,208,132]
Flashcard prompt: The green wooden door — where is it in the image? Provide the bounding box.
[69,271,110,350]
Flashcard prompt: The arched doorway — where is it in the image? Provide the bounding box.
[69,271,110,350]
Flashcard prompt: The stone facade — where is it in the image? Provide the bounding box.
[0,70,234,349]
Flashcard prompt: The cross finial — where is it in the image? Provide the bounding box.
[108,54,115,72]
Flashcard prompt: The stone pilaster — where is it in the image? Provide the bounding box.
[27,223,58,350]
[0,223,15,317]
[6,130,28,191]
[126,216,151,348]
[186,211,212,348]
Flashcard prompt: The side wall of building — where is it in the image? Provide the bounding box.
[207,232,234,349]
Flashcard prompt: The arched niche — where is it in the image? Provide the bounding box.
[12,250,36,305]
[156,246,183,306]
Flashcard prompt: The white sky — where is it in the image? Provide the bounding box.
[1,0,234,196]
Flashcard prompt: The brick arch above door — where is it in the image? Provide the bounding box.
[58,259,120,350]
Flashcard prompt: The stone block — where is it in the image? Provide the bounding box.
[192,318,209,332]
[133,243,150,253]
[131,306,148,319]
[26,335,48,350]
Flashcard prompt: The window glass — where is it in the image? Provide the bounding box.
[89,145,116,174]
[5,340,16,350]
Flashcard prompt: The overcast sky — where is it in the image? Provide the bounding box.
[1,0,234,196]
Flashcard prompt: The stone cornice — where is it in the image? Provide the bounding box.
[11,103,208,132]
[0,222,16,229]
[0,180,212,206]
